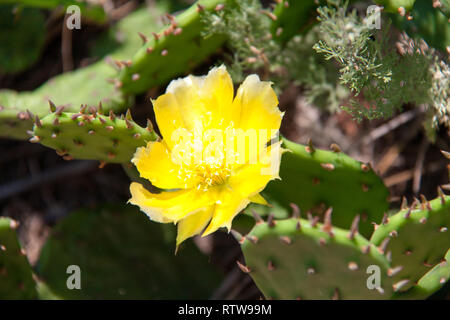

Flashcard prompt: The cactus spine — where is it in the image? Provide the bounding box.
[32,104,158,164]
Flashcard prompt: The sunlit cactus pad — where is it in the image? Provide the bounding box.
[32,106,158,163]
[270,0,318,43]
[240,217,394,300]
[250,138,389,238]
[0,92,35,140]
[36,205,222,299]
[0,6,162,140]
[371,194,450,293]
[0,217,37,299]
[118,0,231,94]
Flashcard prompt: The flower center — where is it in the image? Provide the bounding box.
[173,140,235,190]
[177,157,232,190]
[196,160,232,188]
[171,126,249,190]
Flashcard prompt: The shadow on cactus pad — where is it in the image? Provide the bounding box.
[36,205,222,299]
[0,217,37,299]
[240,217,394,299]
[246,138,390,239]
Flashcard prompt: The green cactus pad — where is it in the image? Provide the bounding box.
[0,217,37,299]
[395,249,449,299]
[247,138,389,238]
[8,61,127,109]
[0,93,35,140]
[32,107,158,163]
[0,6,163,140]
[374,0,416,13]
[389,0,449,52]
[0,5,46,74]
[37,205,221,299]
[118,0,231,94]
[370,194,450,293]
[240,217,394,299]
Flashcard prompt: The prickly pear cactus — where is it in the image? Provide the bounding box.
[0,6,162,140]
[0,62,130,139]
[371,192,450,294]
[270,0,318,44]
[374,0,416,13]
[0,93,35,140]
[389,0,450,52]
[0,218,37,299]
[37,205,221,299]
[118,0,232,94]
[31,105,158,163]
[240,191,449,300]
[239,214,394,299]
[397,249,449,299]
[248,138,389,238]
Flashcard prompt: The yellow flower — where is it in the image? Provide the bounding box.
[129,65,283,247]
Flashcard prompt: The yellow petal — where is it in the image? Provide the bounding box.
[129,182,219,222]
[166,65,235,130]
[176,206,214,247]
[200,65,235,129]
[248,193,268,205]
[151,93,187,150]
[225,127,279,167]
[129,182,175,223]
[228,164,273,200]
[201,143,282,236]
[202,193,250,237]
[132,141,191,190]
[232,74,283,137]
[153,65,234,147]
[257,140,283,178]
[228,141,282,197]
[165,75,205,132]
